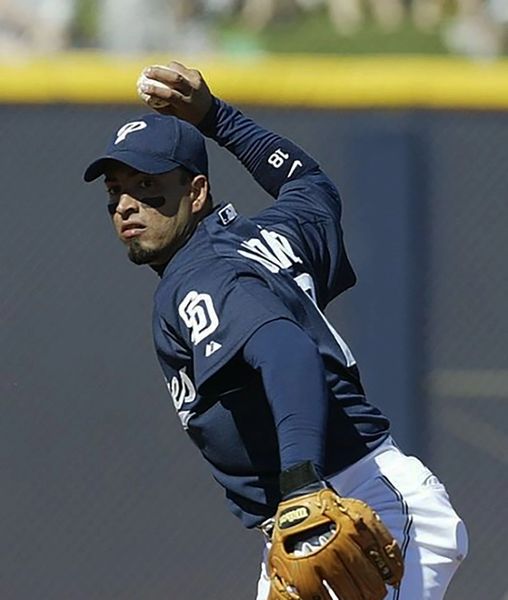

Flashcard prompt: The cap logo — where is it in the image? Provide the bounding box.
[115,121,147,145]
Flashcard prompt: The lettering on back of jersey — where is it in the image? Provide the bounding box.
[238,228,302,273]
[166,367,196,429]
[178,291,219,345]
[238,228,356,367]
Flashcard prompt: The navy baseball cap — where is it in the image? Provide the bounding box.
[83,113,208,182]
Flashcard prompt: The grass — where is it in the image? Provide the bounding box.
[216,8,450,56]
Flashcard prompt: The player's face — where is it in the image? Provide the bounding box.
[104,162,208,266]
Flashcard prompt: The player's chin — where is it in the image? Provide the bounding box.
[127,239,162,265]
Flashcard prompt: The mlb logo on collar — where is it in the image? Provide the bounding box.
[218,204,238,226]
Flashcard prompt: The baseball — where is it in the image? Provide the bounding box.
[136,71,171,109]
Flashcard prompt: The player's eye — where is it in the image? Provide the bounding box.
[106,187,120,215]
[107,202,119,216]
[139,178,153,190]
[107,186,120,197]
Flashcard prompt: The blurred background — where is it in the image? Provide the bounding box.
[1,1,507,600]
[0,0,508,57]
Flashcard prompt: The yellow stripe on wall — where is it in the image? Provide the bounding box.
[1,53,508,109]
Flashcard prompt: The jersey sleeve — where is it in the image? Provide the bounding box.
[198,98,356,307]
[255,170,356,307]
[160,271,298,391]
[243,319,328,475]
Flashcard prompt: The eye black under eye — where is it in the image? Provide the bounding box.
[141,196,166,209]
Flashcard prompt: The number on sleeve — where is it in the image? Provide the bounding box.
[268,148,290,169]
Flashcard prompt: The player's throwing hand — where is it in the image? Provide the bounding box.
[136,61,213,125]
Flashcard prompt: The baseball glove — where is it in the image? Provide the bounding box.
[267,488,404,600]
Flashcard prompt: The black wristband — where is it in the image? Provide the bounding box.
[279,461,322,498]
[197,96,220,136]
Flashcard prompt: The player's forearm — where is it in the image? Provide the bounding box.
[242,319,328,476]
[198,98,320,198]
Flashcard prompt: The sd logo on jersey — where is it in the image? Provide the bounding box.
[178,291,219,345]
[166,367,196,429]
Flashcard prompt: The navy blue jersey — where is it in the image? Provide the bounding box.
[152,100,390,527]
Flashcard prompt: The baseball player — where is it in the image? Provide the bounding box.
[84,62,468,599]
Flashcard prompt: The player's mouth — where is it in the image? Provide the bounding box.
[121,222,146,239]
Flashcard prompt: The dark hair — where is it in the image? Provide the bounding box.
[178,167,194,185]
[179,167,213,204]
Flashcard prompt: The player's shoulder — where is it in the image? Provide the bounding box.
[283,168,341,202]
[154,242,236,321]
[156,261,232,299]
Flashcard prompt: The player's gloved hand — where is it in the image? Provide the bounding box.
[267,462,404,600]
[136,61,213,126]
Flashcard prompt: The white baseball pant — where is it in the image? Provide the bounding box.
[256,438,468,600]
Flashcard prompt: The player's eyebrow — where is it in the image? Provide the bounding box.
[104,168,148,184]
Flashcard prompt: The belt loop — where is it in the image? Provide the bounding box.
[258,517,275,542]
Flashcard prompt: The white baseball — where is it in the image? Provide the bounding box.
[136,71,172,109]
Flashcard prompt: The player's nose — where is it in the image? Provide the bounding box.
[116,193,140,216]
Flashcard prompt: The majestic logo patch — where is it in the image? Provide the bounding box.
[205,340,222,357]
[114,121,147,144]
[178,291,219,345]
[278,506,310,529]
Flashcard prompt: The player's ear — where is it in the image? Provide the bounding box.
[189,174,209,214]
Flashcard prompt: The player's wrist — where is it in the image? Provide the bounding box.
[196,95,221,134]
[279,461,326,500]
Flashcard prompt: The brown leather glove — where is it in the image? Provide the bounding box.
[267,487,404,600]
